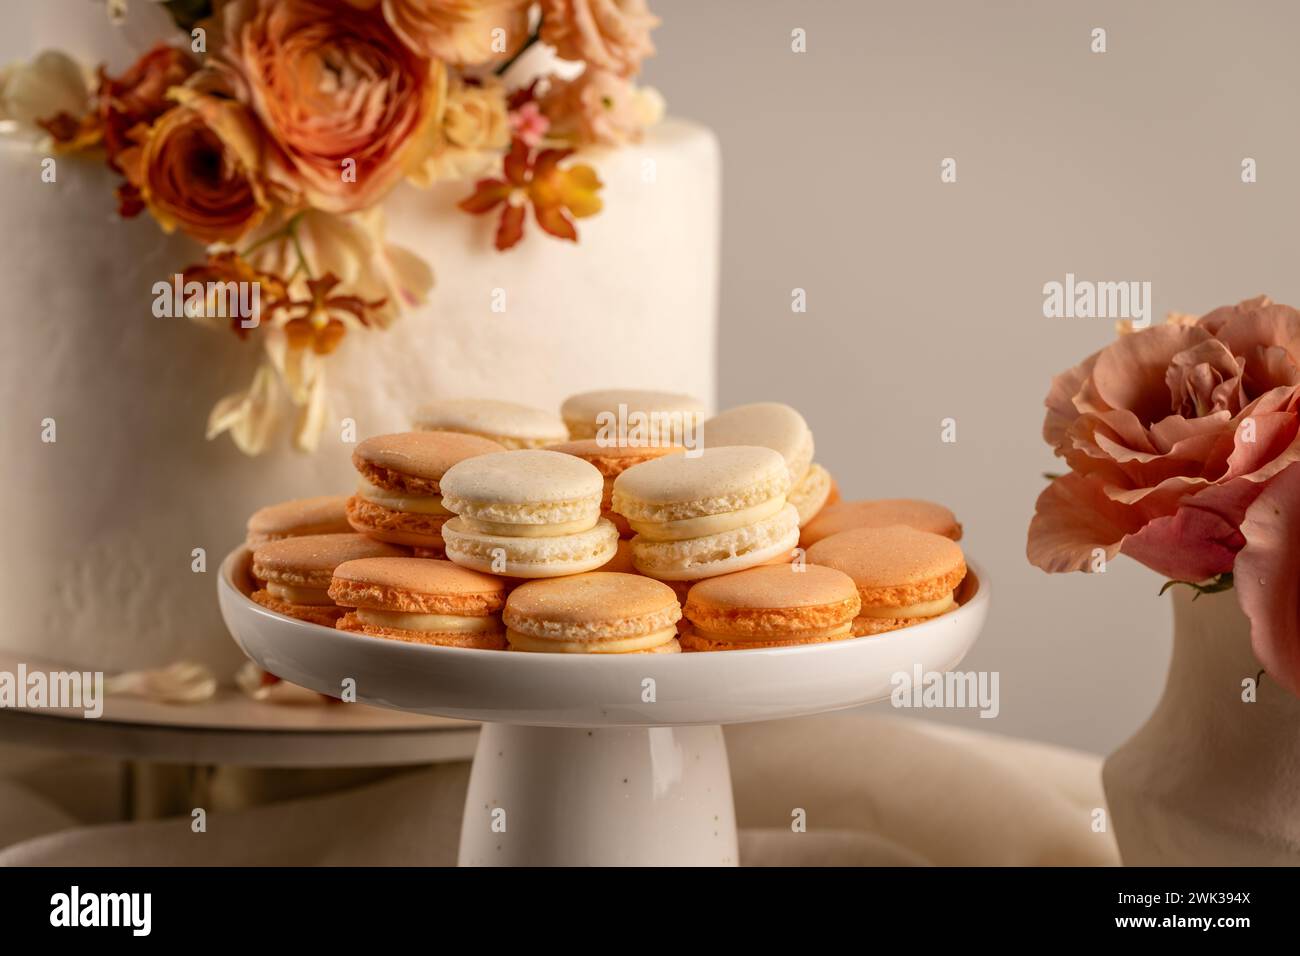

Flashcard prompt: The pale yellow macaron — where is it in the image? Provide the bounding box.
[612,445,799,581]
[411,398,569,449]
[805,525,966,636]
[504,572,682,654]
[560,388,705,444]
[701,402,832,525]
[439,449,619,577]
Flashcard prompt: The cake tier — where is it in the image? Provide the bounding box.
[0,3,719,675]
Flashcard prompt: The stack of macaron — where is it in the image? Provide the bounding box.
[346,431,505,557]
[330,557,508,649]
[611,445,800,581]
[438,449,619,577]
[239,391,969,654]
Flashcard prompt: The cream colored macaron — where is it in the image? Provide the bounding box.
[612,445,799,581]
[439,449,618,577]
[702,402,831,525]
[411,398,568,449]
[504,572,682,654]
[560,388,705,443]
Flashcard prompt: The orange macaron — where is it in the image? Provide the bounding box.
[799,498,963,549]
[250,533,407,626]
[680,564,861,651]
[245,495,352,547]
[503,572,683,654]
[805,525,966,636]
[546,439,684,537]
[346,431,505,553]
[329,557,508,649]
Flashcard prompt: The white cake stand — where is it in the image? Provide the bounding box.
[219,547,989,866]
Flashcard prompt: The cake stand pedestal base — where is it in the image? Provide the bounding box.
[458,723,737,866]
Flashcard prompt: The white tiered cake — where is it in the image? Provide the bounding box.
[0,0,718,675]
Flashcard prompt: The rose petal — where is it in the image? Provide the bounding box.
[1027,473,1144,573]
[1236,463,1300,696]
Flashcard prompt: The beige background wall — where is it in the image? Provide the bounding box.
[643,0,1300,752]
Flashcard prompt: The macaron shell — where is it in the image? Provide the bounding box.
[250,589,347,627]
[411,398,568,448]
[631,502,799,581]
[700,402,815,482]
[800,498,963,548]
[678,623,853,652]
[441,516,619,578]
[805,524,967,609]
[329,557,506,615]
[439,450,605,525]
[508,637,682,654]
[504,571,681,641]
[683,564,861,639]
[251,533,407,588]
[346,495,450,548]
[337,612,507,650]
[353,431,506,493]
[246,495,352,546]
[561,389,705,440]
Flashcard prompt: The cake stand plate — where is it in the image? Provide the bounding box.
[219,548,990,865]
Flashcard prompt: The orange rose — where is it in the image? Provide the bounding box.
[222,0,438,213]
[367,0,532,65]
[540,0,659,77]
[118,87,269,245]
[97,44,197,169]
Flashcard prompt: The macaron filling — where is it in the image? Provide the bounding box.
[266,582,335,606]
[506,626,678,654]
[456,514,599,537]
[356,477,449,515]
[627,495,787,541]
[354,608,500,633]
[858,593,956,620]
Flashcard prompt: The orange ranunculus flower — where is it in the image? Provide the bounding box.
[356,0,532,66]
[540,0,659,77]
[96,43,197,169]
[117,87,270,244]
[222,0,439,213]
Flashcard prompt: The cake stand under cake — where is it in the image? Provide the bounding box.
[219,547,990,866]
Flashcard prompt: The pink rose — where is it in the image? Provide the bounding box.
[222,0,437,213]
[1027,296,1300,693]
[540,0,659,77]
[541,69,662,146]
